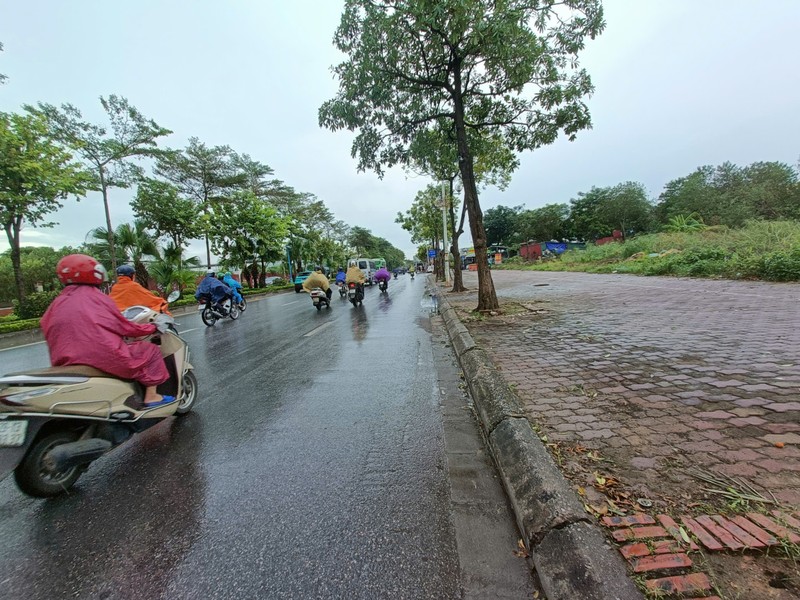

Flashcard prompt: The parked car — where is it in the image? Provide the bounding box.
[264,276,283,286]
[294,271,313,293]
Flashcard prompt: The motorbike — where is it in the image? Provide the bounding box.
[393,272,398,280]
[310,287,331,311]
[348,282,364,307]
[410,271,415,280]
[337,281,347,298]
[378,280,388,293]
[0,291,197,498]
[199,295,240,327]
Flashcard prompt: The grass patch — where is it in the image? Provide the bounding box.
[495,220,800,281]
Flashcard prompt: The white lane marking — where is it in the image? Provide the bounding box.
[180,328,199,334]
[0,340,46,352]
[282,300,301,306]
[303,321,334,337]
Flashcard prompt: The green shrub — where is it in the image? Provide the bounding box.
[0,314,20,323]
[0,318,41,334]
[13,290,60,319]
[759,246,800,281]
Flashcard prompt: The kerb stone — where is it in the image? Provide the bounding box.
[489,417,589,542]
[533,521,644,600]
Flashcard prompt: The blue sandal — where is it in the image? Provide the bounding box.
[143,395,177,408]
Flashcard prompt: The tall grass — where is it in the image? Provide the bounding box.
[496,221,800,281]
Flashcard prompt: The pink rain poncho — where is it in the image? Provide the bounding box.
[41,285,168,386]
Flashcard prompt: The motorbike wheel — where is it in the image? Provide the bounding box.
[229,305,241,320]
[238,296,247,312]
[14,430,82,498]
[201,307,217,327]
[316,303,322,311]
[176,370,198,415]
[350,297,358,307]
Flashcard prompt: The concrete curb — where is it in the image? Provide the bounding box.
[435,288,643,600]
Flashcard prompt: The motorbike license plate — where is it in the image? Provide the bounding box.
[0,421,27,447]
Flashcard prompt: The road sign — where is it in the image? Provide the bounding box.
[427,249,437,258]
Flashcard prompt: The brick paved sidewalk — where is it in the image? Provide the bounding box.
[446,270,800,598]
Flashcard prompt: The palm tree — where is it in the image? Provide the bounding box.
[148,242,201,296]
[86,219,160,280]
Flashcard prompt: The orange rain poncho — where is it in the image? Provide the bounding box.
[109,276,170,315]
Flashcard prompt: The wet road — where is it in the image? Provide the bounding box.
[0,277,534,599]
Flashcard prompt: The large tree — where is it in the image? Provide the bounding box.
[320,0,604,311]
[32,96,171,272]
[212,191,289,276]
[131,178,201,265]
[483,205,523,247]
[516,203,570,243]
[568,182,652,241]
[153,138,245,268]
[0,111,90,304]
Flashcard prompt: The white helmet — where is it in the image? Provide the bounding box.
[348,260,358,267]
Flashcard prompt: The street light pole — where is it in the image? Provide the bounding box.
[441,180,450,285]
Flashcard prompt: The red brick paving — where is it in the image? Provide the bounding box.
[446,271,800,507]
[446,271,800,597]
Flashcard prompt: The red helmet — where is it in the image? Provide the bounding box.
[56,254,109,286]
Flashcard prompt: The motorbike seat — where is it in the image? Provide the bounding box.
[5,365,120,380]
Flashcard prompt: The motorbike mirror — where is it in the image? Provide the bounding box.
[167,290,181,303]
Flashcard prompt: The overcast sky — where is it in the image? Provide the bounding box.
[1,0,798,260]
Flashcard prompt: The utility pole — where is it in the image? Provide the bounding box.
[441,180,450,285]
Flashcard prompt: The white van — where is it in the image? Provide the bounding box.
[355,258,377,285]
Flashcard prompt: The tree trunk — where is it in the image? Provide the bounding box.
[451,75,498,311]
[99,168,117,273]
[449,180,466,293]
[5,219,24,307]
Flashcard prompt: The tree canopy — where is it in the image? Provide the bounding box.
[0,111,91,303]
[320,0,604,310]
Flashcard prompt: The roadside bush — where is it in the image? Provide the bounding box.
[759,246,800,281]
[0,318,41,335]
[0,314,20,323]
[13,290,60,319]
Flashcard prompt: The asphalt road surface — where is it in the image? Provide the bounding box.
[0,276,536,599]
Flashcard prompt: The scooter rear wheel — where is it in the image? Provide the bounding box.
[14,431,82,498]
[229,305,240,320]
[201,307,217,326]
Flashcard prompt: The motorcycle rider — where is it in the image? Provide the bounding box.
[109,264,171,315]
[302,266,332,300]
[41,254,174,408]
[335,267,346,285]
[221,271,244,305]
[195,270,233,314]
[374,265,391,288]
[345,260,366,299]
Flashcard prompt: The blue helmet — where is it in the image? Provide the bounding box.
[116,264,135,277]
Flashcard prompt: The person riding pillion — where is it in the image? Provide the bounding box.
[110,264,171,315]
[222,271,243,304]
[302,266,333,300]
[195,270,233,311]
